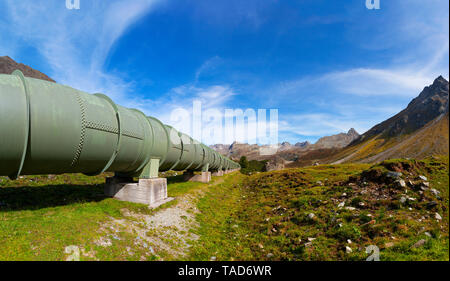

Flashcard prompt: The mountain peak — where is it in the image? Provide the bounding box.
[434,75,448,84]
[355,76,449,141]
[347,128,359,136]
[294,141,311,148]
[0,56,55,82]
[314,129,361,149]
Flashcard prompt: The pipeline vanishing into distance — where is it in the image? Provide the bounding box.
[0,71,239,180]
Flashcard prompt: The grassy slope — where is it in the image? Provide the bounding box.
[0,173,206,260]
[1,156,448,261]
[332,113,449,164]
[189,156,449,261]
[363,112,449,163]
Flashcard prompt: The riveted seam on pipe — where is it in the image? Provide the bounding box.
[85,120,143,140]
[193,145,206,170]
[131,109,156,175]
[71,93,87,167]
[93,93,122,175]
[166,127,183,171]
[183,137,196,171]
[147,116,170,167]
[10,70,31,179]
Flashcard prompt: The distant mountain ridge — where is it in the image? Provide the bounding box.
[314,128,359,149]
[212,76,449,168]
[210,128,360,161]
[0,56,55,82]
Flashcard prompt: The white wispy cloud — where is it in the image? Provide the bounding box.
[279,114,361,137]
[268,0,448,143]
[1,0,161,104]
[272,66,439,143]
[194,56,223,82]
[275,68,436,100]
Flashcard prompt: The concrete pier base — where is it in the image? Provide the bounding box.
[212,170,224,176]
[184,171,211,183]
[105,177,174,208]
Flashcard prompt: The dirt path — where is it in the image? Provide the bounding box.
[94,176,226,260]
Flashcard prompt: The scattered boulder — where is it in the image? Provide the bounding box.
[411,239,426,248]
[94,237,112,247]
[400,196,407,204]
[345,246,352,253]
[426,201,438,209]
[435,213,442,220]
[387,171,402,179]
[307,213,316,220]
[418,175,428,181]
[430,189,440,197]
[395,179,406,188]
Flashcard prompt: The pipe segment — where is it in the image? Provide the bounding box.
[0,72,240,179]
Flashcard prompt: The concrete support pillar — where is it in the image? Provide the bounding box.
[184,171,211,183]
[104,177,174,208]
[139,158,160,179]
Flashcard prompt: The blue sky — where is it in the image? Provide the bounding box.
[0,0,448,144]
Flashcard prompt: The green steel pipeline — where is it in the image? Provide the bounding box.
[0,71,240,180]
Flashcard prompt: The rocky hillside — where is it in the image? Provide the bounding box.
[332,76,449,164]
[0,56,55,82]
[236,156,449,260]
[354,76,448,143]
